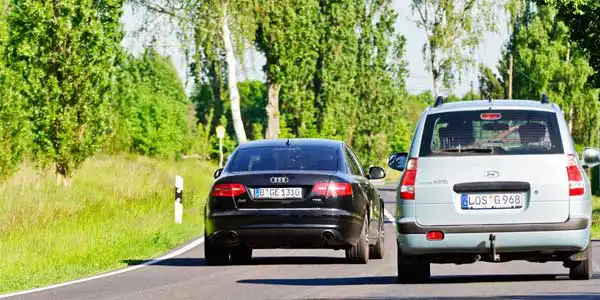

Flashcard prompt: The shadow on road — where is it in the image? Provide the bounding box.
[248,256,346,265]
[123,256,346,267]
[239,276,397,286]
[301,294,600,300]
[238,273,600,286]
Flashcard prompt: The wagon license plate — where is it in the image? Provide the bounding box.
[460,193,524,210]
[254,187,303,199]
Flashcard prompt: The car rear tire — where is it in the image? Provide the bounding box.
[569,243,592,280]
[204,242,230,266]
[369,218,384,259]
[346,218,369,264]
[397,245,430,283]
[230,246,253,265]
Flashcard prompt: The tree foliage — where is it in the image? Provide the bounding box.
[478,64,506,100]
[502,1,600,145]
[192,80,267,142]
[539,0,600,89]
[7,0,125,182]
[410,0,499,94]
[114,49,193,157]
[255,0,321,139]
[191,0,412,165]
[0,0,28,180]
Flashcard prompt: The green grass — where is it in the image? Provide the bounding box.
[0,154,215,294]
[592,197,600,239]
[383,167,401,183]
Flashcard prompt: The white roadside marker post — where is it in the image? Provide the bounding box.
[175,175,183,224]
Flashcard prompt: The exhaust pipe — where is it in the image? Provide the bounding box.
[227,231,239,242]
[322,230,335,241]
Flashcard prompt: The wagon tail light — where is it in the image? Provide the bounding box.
[400,158,418,200]
[312,182,353,198]
[567,154,584,196]
[211,183,247,197]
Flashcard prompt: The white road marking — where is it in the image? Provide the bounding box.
[0,237,205,299]
[384,208,395,222]
[2,200,398,298]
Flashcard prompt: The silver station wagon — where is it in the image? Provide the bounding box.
[389,96,600,283]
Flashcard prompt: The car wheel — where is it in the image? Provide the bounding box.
[369,216,384,259]
[397,244,430,283]
[569,242,592,280]
[204,242,230,266]
[230,246,253,265]
[346,218,369,264]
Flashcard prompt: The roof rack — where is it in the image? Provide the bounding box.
[433,96,445,107]
[541,93,550,104]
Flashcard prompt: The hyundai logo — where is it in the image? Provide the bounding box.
[270,176,289,184]
[484,170,500,178]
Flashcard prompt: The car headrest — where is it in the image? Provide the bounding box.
[518,123,547,144]
[438,123,474,148]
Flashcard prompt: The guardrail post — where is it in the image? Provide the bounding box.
[175,175,183,224]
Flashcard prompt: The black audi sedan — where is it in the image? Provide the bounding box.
[203,138,386,265]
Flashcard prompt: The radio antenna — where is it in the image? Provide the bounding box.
[286,138,290,146]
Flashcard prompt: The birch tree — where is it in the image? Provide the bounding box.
[410,0,499,94]
[133,0,254,143]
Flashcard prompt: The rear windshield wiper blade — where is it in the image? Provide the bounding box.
[438,147,494,153]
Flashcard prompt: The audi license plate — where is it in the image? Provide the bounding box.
[461,193,524,210]
[254,187,303,199]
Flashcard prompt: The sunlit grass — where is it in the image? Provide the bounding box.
[383,167,401,183]
[0,154,215,293]
[592,196,600,239]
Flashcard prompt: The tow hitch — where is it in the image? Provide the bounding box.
[489,234,500,262]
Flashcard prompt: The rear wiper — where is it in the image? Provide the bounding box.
[438,147,493,153]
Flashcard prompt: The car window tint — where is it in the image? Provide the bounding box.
[229,146,339,172]
[344,147,362,176]
[419,110,564,157]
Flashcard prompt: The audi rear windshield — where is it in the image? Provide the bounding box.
[228,146,340,172]
[418,109,564,157]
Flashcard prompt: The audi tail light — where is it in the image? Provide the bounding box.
[211,183,247,197]
[312,182,353,198]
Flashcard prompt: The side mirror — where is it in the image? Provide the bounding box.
[388,152,408,171]
[368,166,386,180]
[582,147,600,169]
[214,168,223,179]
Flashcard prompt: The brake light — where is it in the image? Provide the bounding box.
[426,231,444,241]
[480,112,502,120]
[312,182,353,197]
[567,154,584,196]
[400,158,417,200]
[211,183,247,197]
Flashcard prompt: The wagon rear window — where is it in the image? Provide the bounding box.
[418,110,564,157]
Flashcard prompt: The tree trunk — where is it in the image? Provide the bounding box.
[265,83,281,139]
[56,164,72,187]
[432,74,440,96]
[222,2,247,143]
[431,57,440,95]
[568,105,574,133]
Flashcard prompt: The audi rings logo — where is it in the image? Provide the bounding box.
[270,176,289,184]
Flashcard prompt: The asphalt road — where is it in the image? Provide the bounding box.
[7,188,600,300]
